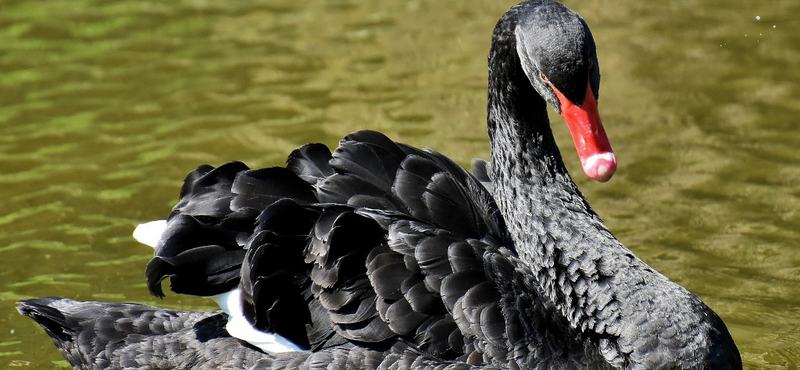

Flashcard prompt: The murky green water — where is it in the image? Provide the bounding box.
[1,0,798,368]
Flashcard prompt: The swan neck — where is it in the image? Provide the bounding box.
[486,10,606,316]
[486,17,582,214]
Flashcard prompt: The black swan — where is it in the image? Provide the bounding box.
[18,1,741,369]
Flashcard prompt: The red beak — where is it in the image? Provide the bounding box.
[550,79,616,182]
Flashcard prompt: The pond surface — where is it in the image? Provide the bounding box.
[1,0,799,368]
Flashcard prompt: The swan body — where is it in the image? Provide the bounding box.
[18,1,741,369]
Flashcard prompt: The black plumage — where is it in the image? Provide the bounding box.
[19,1,741,369]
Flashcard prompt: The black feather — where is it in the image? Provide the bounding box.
[286,143,335,184]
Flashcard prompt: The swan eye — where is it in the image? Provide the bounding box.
[540,72,549,82]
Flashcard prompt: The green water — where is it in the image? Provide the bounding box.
[1,0,798,368]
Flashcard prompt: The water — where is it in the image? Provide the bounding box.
[1,0,798,368]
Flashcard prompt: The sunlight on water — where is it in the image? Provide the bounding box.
[1,0,799,368]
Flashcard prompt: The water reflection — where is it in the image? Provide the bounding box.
[1,0,798,368]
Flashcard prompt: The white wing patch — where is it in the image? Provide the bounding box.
[133,220,167,249]
[211,289,306,353]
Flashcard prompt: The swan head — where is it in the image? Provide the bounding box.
[513,0,616,182]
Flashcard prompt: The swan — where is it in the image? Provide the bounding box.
[18,1,741,369]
